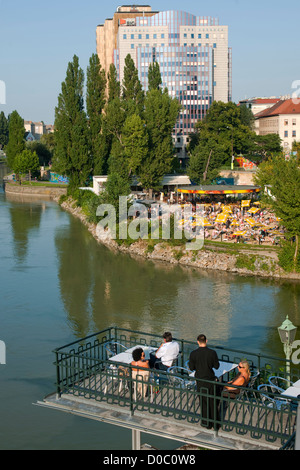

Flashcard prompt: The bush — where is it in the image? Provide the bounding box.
[278,241,300,272]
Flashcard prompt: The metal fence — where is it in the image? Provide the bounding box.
[53,327,299,447]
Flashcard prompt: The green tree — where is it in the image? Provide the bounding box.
[26,141,52,166]
[255,156,300,271]
[107,63,121,102]
[86,53,107,175]
[0,111,9,149]
[123,113,148,178]
[53,55,91,190]
[6,110,25,169]
[187,101,257,183]
[254,134,282,160]
[148,62,162,91]
[122,54,144,116]
[141,88,181,191]
[13,149,40,181]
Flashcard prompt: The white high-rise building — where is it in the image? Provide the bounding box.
[97,7,232,163]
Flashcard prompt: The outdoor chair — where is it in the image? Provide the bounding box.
[257,384,291,410]
[105,341,127,359]
[268,376,293,392]
[167,366,196,390]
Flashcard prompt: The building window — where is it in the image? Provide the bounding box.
[131,44,134,49]
[153,34,157,39]
[191,33,194,38]
[284,130,288,137]
[293,130,296,137]
[146,34,149,39]
[206,33,209,38]
[138,34,142,39]
[198,34,201,38]
[213,43,217,48]
[284,119,288,125]
[293,118,296,125]
[131,34,134,39]
[123,34,127,39]
[161,33,164,38]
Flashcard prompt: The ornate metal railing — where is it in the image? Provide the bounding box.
[53,327,299,447]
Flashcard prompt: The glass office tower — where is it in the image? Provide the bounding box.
[114,10,231,162]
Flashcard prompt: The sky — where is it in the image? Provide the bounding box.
[0,0,299,125]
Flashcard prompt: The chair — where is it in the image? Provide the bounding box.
[268,376,293,392]
[167,366,196,390]
[257,384,291,410]
[105,341,127,359]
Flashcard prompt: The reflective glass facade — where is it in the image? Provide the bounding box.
[115,9,231,157]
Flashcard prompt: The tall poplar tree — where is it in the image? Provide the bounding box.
[141,87,181,190]
[148,62,162,91]
[122,54,144,117]
[54,55,90,189]
[86,53,107,175]
[6,110,25,169]
[0,111,9,149]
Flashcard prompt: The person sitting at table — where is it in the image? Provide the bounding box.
[149,332,180,371]
[131,348,150,398]
[222,360,251,399]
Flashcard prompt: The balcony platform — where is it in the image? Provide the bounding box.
[38,391,284,451]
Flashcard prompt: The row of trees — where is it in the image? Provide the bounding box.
[53,54,181,192]
[1,109,54,179]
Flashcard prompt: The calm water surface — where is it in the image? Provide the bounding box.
[0,169,299,449]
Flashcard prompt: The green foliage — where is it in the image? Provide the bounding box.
[122,54,144,116]
[13,149,40,178]
[187,101,257,184]
[86,53,107,175]
[140,87,181,189]
[278,240,300,272]
[148,62,162,91]
[53,55,91,190]
[6,110,25,169]
[235,254,257,271]
[0,111,9,149]
[26,141,52,166]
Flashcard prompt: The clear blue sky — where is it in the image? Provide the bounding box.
[0,0,299,124]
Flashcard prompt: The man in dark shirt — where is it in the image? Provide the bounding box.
[189,334,220,429]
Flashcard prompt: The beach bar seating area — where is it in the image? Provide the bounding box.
[39,327,300,450]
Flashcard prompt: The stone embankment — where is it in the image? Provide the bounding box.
[55,195,300,281]
[4,182,67,199]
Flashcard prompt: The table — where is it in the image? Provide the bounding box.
[281,379,300,398]
[109,345,157,365]
[189,361,238,380]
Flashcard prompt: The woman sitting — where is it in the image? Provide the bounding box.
[131,348,150,398]
[222,360,251,399]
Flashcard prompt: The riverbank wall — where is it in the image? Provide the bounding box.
[5,183,300,281]
[54,195,300,282]
[4,182,67,199]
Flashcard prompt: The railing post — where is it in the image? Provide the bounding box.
[129,366,134,416]
[296,405,300,450]
[55,351,61,398]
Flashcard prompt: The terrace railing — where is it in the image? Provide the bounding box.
[53,327,299,447]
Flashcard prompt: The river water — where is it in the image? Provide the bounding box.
[0,164,299,449]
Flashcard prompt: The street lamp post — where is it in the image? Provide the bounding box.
[278,316,298,386]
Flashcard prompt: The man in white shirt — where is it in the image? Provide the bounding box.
[150,332,180,371]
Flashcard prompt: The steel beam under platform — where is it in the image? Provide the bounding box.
[36,393,282,451]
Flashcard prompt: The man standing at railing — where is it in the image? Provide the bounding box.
[189,334,220,430]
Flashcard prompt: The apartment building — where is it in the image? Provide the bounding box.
[24,121,54,141]
[255,99,300,153]
[96,6,232,163]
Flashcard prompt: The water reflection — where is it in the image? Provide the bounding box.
[8,202,43,262]
[54,213,300,356]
